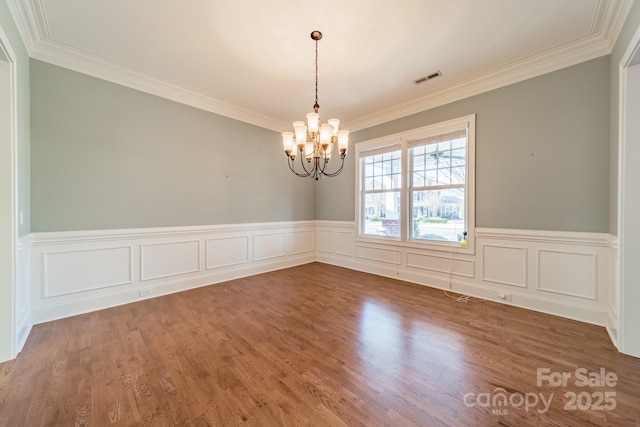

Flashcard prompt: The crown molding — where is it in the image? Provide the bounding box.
[29,38,289,131]
[5,0,38,53]
[599,0,636,51]
[346,0,634,131]
[6,0,635,133]
[5,0,289,132]
[346,33,613,131]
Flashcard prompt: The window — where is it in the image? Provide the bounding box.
[356,115,475,252]
[359,144,402,238]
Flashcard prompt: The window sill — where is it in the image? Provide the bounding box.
[355,233,476,255]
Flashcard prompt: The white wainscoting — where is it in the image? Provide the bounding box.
[22,220,617,342]
[29,221,316,323]
[316,221,612,326]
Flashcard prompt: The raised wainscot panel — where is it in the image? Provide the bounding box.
[141,240,200,281]
[537,250,598,300]
[355,245,401,265]
[288,230,315,255]
[206,236,249,270]
[482,245,527,288]
[317,230,333,253]
[334,232,354,257]
[44,246,133,297]
[406,251,474,278]
[253,233,286,261]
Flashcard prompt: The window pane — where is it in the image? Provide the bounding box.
[410,135,467,191]
[373,176,383,190]
[451,138,465,150]
[450,148,466,166]
[425,169,437,185]
[424,153,438,172]
[392,173,402,189]
[411,188,465,242]
[363,192,401,238]
[412,170,425,188]
[392,158,401,174]
[424,142,437,157]
[450,166,466,185]
[361,149,401,191]
[364,177,374,191]
[383,175,392,190]
[438,140,451,152]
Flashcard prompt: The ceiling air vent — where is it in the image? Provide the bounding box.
[414,71,442,85]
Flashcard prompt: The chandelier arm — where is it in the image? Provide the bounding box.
[310,147,344,178]
[287,156,312,177]
[299,152,314,174]
[316,150,330,174]
[318,155,346,177]
[297,152,318,175]
[316,146,336,174]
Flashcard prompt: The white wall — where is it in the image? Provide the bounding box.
[0,32,15,363]
[619,62,640,356]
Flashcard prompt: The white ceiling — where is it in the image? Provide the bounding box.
[6,0,634,131]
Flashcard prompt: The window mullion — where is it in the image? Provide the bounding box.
[401,139,409,242]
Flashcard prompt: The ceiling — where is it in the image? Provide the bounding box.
[6,0,634,131]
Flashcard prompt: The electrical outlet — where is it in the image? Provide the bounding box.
[498,292,512,301]
[139,288,152,297]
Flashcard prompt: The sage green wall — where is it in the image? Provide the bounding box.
[31,60,315,232]
[28,45,617,233]
[317,56,611,233]
[0,0,30,237]
[610,0,640,235]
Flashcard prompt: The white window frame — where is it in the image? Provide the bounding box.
[355,114,476,254]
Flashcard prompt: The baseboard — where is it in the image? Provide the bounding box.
[15,317,31,352]
[606,309,619,348]
[318,254,609,327]
[31,253,314,323]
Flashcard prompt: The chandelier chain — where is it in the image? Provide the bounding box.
[314,38,319,112]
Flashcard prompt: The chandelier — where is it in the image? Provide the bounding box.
[282,31,349,180]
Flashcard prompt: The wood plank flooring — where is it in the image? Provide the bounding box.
[1,262,639,426]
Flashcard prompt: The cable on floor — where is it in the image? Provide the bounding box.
[444,230,485,304]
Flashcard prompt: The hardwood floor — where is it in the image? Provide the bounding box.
[1,262,639,426]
